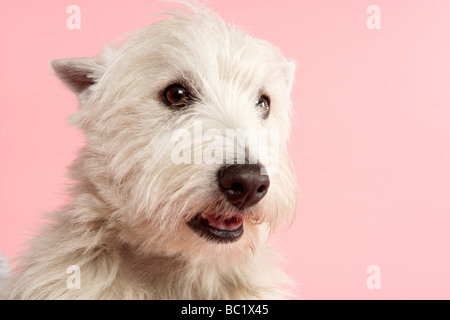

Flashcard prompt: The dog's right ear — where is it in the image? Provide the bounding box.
[49,57,105,94]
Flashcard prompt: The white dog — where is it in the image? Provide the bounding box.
[3,2,297,299]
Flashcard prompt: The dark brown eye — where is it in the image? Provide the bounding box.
[256,95,270,119]
[163,84,189,107]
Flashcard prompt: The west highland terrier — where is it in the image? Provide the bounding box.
[3,2,297,299]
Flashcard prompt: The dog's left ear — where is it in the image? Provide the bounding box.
[49,57,105,94]
[285,59,296,95]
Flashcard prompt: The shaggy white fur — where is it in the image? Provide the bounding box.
[0,250,9,291]
[2,2,297,299]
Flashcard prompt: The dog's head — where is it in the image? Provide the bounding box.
[51,4,297,262]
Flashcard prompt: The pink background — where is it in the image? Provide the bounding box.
[1,0,449,299]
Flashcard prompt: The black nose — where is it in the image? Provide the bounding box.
[218,164,270,210]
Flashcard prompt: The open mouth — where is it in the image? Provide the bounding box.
[187,213,244,243]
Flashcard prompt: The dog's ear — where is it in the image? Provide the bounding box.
[49,57,104,94]
[285,59,296,95]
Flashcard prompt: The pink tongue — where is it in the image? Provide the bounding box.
[207,215,243,231]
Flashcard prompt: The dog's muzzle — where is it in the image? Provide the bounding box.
[187,164,269,243]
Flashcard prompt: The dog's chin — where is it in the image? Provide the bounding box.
[187,213,244,243]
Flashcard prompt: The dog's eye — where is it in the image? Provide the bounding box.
[163,85,190,107]
[256,95,270,119]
